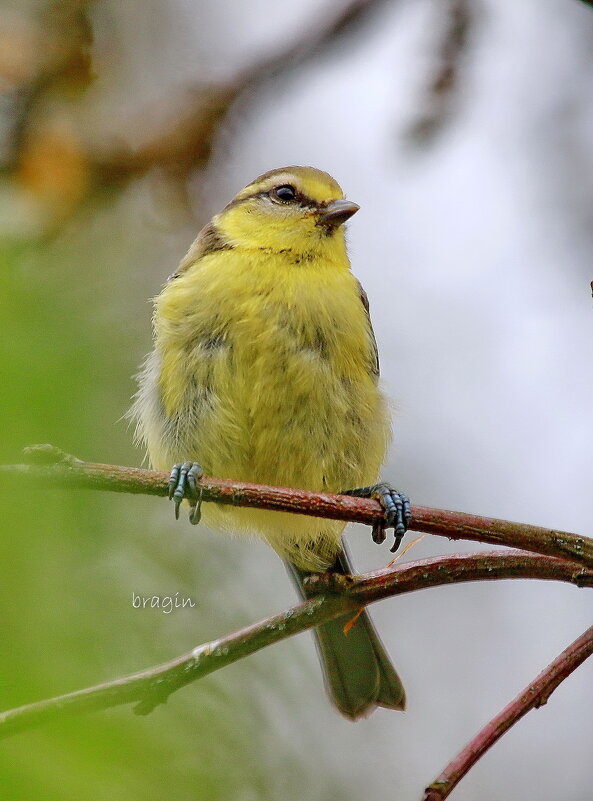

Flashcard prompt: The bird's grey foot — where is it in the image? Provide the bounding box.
[168,462,204,524]
[342,482,411,553]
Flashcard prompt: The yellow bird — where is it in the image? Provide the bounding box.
[131,166,410,719]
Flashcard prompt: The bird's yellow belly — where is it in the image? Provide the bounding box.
[163,345,384,569]
[147,266,390,570]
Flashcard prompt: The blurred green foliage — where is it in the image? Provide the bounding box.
[0,231,334,801]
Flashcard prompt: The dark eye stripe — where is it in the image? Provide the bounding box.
[224,187,324,212]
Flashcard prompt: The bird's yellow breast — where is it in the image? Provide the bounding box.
[141,246,390,569]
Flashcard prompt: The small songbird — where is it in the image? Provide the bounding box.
[131,166,410,719]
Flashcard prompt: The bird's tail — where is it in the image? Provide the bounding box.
[285,542,406,720]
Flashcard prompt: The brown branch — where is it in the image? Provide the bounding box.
[4,444,593,570]
[0,550,590,739]
[423,625,593,801]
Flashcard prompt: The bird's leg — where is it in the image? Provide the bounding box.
[342,483,411,553]
[168,462,204,524]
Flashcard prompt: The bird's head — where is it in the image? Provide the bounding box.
[214,166,359,260]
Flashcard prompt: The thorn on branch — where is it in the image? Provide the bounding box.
[133,684,173,716]
[22,443,81,466]
[303,571,353,595]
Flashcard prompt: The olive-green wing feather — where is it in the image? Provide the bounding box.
[357,280,380,379]
[168,221,233,281]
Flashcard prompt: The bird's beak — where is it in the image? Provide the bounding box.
[318,199,360,228]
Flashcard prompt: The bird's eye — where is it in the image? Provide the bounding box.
[271,184,297,203]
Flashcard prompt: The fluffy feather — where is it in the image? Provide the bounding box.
[131,167,390,570]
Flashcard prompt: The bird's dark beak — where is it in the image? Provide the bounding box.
[318,199,360,228]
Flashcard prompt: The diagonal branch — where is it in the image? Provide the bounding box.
[3,444,592,570]
[0,550,590,739]
[92,0,394,187]
[423,624,593,801]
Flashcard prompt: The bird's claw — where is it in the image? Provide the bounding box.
[371,523,387,546]
[343,482,411,553]
[167,462,204,524]
[373,483,411,553]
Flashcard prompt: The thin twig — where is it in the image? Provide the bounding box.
[423,625,593,801]
[3,445,592,570]
[0,550,590,739]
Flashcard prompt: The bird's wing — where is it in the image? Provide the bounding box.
[168,222,232,281]
[357,280,380,378]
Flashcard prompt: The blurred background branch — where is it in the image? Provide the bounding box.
[1,0,96,227]
[1,0,395,234]
[403,0,472,145]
